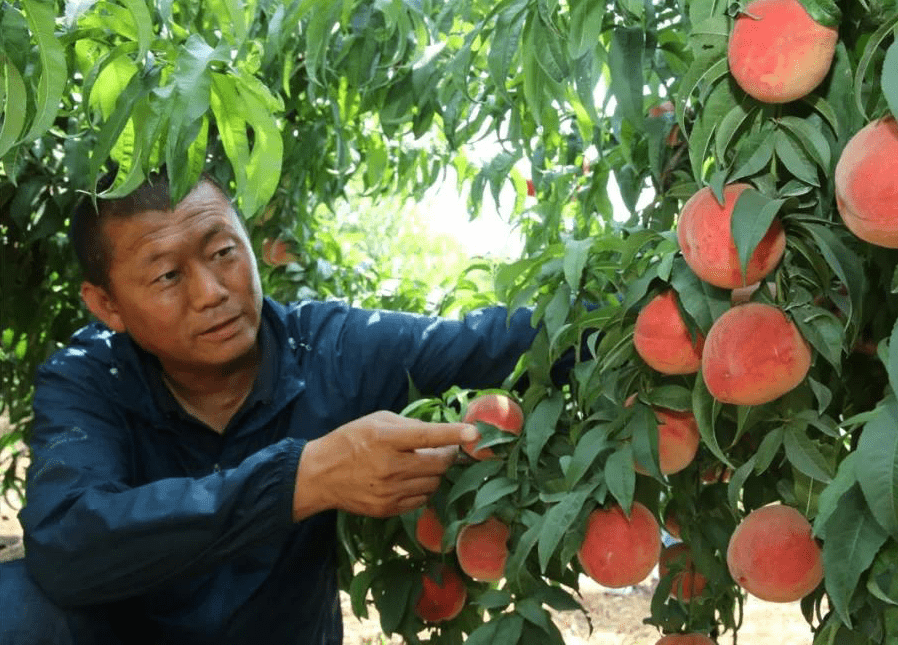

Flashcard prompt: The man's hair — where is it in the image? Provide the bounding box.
[71,170,231,288]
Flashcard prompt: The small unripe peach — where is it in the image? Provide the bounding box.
[415,507,451,553]
[634,408,701,476]
[414,564,467,623]
[702,303,811,405]
[461,393,524,460]
[677,184,786,289]
[835,116,898,248]
[727,0,838,103]
[659,543,707,600]
[634,290,704,375]
[455,517,510,582]
[727,504,823,602]
[577,502,661,588]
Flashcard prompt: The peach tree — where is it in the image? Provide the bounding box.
[3,0,898,643]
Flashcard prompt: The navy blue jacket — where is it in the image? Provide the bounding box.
[19,298,538,644]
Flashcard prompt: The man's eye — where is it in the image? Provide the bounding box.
[156,270,179,284]
[215,245,236,258]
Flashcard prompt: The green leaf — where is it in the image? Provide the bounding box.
[119,0,153,61]
[783,421,834,483]
[728,454,758,512]
[753,426,784,474]
[792,305,844,371]
[537,487,591,573]
[0,58,27,158]
[525,392,564,466]
[885,40,898,121]
[714,101,755,162]
[488,1,527,100]
[608,26,645,127]
[506,513,543,586]
[605,444,637,510]
[515,597,554,634]
[823,484,889,628]
[774,129,819,186]
[21,0,67,143]
[466,615,525,645]
[730,187,787,281]
[729,129,776,182]
[565,426,610,489]
[567,0,605,59]
[855,13,898,120]
[777,115,832,170]
[804,223,865,319]
[563,238,592,293]
[889,319,898,399]
[693,371,730,467]
[532,13,569,83]
[473,477,519,510]
[645,385,693,411]
[670,257,731,332]
[857,397,898,538]
[688,77,737,184]
[448,460,504,505]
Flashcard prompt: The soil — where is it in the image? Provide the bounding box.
[1,442,815,643]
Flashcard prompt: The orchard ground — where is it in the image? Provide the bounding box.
[0,430,818,644]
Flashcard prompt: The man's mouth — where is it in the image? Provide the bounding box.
[200,315,240,336]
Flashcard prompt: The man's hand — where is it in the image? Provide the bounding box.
[292,411,479,521]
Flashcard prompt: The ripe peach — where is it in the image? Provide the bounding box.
[656,635,715,645]
[835,116,898,248]
[677,184,786,289]
[727,504,823,602]
[577,502,661,588]
[414,564,467,623]
[416,507,451,554]
[634,407,701,476]
[455,516,510,582]
[702,303,811,405]
[727,0,838,103]
[659,543,707,600]
[461,393,524,460]
[261,238,299,266]
[633,290,704,375]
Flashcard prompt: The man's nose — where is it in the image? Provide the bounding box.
[189,262,228,309]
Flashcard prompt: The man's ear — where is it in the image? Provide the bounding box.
[80,281,126,333]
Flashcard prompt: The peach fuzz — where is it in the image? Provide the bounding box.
[659,543,707,600]
[727,0,838,103]
[702,303,811,405]
[634,407,701,476]
[677,184,786,289]
[455,516,510,582]
[577,502,661,588]
[727,504,823,602]
[415,507,451,554]
[414,564,467,623]
[835,116,898,248]
[461,393,524,460]
[634,290,704,375]
[656,635,715,645]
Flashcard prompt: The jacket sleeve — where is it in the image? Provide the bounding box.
[301,303,540,412]
[20,348,303,608]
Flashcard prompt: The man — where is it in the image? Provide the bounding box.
[0,172,541,644]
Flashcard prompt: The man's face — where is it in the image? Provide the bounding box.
[84,180,264,375]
